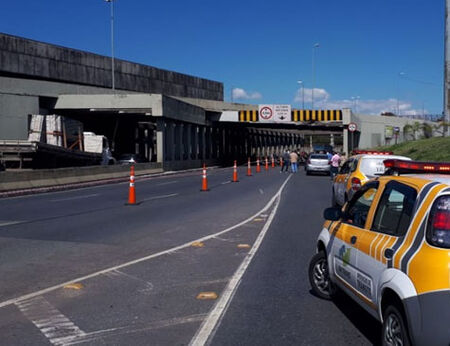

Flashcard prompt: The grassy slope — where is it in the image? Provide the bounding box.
[373,137,450,162]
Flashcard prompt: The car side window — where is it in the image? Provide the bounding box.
[340,161,350,174]
[344,182,379,228]
[350,158,359,172]
[371,181,417,236]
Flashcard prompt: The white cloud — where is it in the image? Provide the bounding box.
[232,88,262,100]
[294,88,330,103]
[294,88,426,115]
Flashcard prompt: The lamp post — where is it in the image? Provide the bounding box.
[297,80,304,109]
[351,96,360,113]
[396,72,405,115]
[105,0,115,91]
[312,43,320,110]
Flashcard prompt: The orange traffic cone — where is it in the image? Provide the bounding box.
[265,157,269,171]
[247,158,252,176]
[125,165,139,205]
[201,164,209,191]
[232,160,239,182]
[271,156,275,168]
[256,158,261,173]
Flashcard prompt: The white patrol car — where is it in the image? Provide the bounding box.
[309,159,450,346]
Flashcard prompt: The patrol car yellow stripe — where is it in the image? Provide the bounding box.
[408,242,450,294]
[393,184,444,269]
[239,110,245,122]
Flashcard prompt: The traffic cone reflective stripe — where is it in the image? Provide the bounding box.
[247,158,252,176]
[232,160,239,182]
[256,159,261,173]
[201,164,209,191]
[265,157,269,171]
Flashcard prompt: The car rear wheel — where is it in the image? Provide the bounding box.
[308,251,335,300]
[382,305,411,346]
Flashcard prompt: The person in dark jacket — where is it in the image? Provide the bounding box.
[281,150,290,172]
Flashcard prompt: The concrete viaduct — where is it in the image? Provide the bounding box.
[1,33,430,170]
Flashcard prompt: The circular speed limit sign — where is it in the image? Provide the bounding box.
[259,106,273,120]
[348,122,357,132]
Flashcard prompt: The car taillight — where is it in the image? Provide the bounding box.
[351,177,361,191]
[427,195,450,248]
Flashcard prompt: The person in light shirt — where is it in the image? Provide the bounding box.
[330,152,341,179]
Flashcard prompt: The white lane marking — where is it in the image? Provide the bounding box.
[50,194,100,202]
[16,296,85,345]
[259,189,264,195]
[189,176,291,346]
[221,181,231,185]
[64,314,207,345]
[156,180,179,186]
[0,175,292,310]
[140,193,179,202]
[0,221,22,227]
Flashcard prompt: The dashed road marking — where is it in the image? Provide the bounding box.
[0,220,22,227]
[50,194,100,202]
[16,296,86,345]
[156,181,179,186]
[253,218,264,222]
[140,193,179,202]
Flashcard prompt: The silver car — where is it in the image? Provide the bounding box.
[305,154,330,175]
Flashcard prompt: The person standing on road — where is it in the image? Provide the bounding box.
[330,151,341,180]
[281,150,290,172]
[290,150,299,173]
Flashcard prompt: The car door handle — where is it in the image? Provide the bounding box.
[350,236,357,244]
[384,248,394,259]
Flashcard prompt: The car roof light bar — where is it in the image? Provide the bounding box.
[383,159,450,175]
[352,150,394,155]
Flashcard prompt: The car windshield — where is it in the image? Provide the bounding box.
[310,155,328,160]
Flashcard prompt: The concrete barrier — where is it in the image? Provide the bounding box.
[0,162,163,192]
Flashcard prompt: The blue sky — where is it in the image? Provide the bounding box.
[1,0,445,115]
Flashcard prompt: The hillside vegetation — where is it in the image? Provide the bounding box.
[373,136,450,162]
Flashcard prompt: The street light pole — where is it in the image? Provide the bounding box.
[105,0,115,91]
[312,43,320,110]
[297,80,304,109]
[396,72,405,115]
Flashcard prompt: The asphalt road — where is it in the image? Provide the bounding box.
[0,165,380,345]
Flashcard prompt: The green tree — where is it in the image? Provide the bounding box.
[421,123,433,139]
[433,121,450,137]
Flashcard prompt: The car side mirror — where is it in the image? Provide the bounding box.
[323,207,342,221]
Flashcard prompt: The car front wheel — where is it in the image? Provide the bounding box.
[382,305,411,346]
[308,251,335,300]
